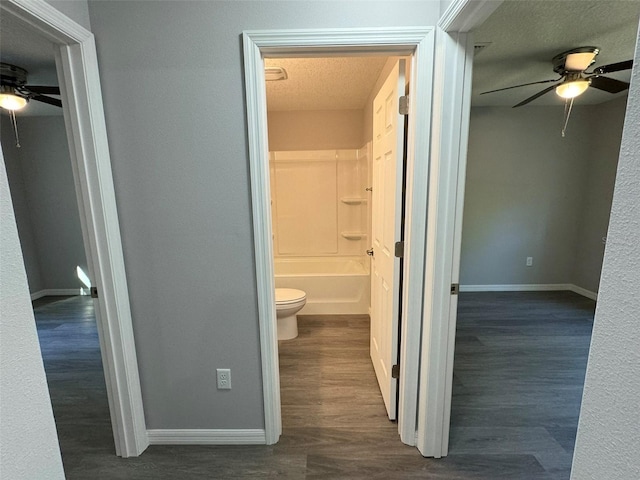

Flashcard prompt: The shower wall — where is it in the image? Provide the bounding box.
[270,147,370,258]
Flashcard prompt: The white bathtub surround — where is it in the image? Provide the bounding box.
[270,149,369,257]
[269,148,372,315]
[274,256,370,315]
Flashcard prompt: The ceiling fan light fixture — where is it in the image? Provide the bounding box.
[0,86,28,111]
[555,79,590,99]
[564,51,599,72]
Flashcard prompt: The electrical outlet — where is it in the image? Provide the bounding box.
[526,257,533,267]
[216,368,231,390]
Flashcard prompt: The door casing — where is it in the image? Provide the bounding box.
[243,27,436,447]
[416,0,503,458]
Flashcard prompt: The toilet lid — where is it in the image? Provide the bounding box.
[275,288,306,304]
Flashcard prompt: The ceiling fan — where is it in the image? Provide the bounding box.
[481,47,633,108]
[0,62,62,111]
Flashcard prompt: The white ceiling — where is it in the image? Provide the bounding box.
[472,0,640,107]
[265,57,388,111]
[0,14,61,116]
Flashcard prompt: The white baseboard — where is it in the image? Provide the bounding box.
[31,288,84,301]
[460,283,597,300]
[146,429,267,445]
[568,284,598,300]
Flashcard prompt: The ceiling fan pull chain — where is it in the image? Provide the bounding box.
[10,110,21,148]
[561,97,574,138]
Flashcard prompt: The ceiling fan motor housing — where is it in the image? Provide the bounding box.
[0,63,28,87]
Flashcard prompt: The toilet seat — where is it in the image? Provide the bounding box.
[275,288,306,305]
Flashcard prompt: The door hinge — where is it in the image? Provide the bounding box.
[399,95,409,115]
[90,286,99,298]
[451,283,460,295]
[394,241,404,258]
[392,364,400,379]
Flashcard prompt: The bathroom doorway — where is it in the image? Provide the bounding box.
[265,55,403,421]
[243,27,437,447]
[266,53,411,435]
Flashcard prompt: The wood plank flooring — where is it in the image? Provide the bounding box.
[450,291,595,480]
[33,291,594,479]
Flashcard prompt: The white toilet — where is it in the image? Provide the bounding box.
[275,288,306,340]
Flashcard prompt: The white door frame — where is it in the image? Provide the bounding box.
[243,27,435,446]
[415,0,503,458]
[2,0,148,457]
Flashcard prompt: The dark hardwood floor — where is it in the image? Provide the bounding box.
[34,291,593,479]
[33,296,115,459]
[450,291,594,480]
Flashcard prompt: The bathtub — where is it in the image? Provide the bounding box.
[274,256,370,315]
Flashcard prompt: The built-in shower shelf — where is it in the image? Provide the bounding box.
[341,232,367,240]
[340,197,367,205]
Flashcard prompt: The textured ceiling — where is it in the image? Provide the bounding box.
[473,0,640,107]
[0,14,60,116]
[265,57,388,111]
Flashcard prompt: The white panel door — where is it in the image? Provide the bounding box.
[370,60,405,420]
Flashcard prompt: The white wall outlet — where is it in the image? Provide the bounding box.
[216,368,231,390]
[526,257,533,267]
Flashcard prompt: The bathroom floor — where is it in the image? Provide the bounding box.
[33,291,593,479]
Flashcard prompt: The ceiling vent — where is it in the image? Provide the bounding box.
[265,66,288,81]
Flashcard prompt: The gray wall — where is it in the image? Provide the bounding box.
[461,100,625,292]
[461,105,592,286]
[572,97,627,292]
[87,0,441,430]
[1,117,44,293]
[1,116,88,294]
[44,0,92,30]
[571,27,640,479]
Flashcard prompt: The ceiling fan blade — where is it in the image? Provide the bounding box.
[589,76,630,94]
[513,85,557,108]
[32,94,62,107]
[26,85,60,95]
[481,78,559,95]
[591,60,633,75]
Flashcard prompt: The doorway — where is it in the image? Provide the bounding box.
[265,54,409,427]
[447,1,635,473]
[441,2,637,468]
[243,27,436,447]
[0,0,147,457]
